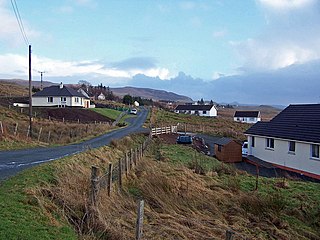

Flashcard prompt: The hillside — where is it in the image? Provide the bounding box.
[111,86,193,102]
[0,79,193,102]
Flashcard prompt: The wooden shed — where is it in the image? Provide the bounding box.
[214,137,242,163]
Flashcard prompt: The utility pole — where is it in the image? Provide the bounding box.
[38,71,46,90]
[28,45,33,138]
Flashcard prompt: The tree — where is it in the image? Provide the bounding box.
[123,94,133,105]
[200,98,204,105]
[210,100,214,105]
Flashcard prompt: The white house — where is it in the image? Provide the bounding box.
[234,111,261,123]
[245,104,320,179]
[32,83,91,108]
[174,104,217,117]
[97,93,106,100]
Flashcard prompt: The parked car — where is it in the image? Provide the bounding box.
[242,141,248,155]
[177,135,193,144]
[130,108,137,115]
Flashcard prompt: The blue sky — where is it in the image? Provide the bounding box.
[0,0,320,105]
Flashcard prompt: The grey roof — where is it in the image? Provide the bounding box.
[234,111,260,118]
[214,137,233,146]
[245,104,320,144]
[33,85,88,98]
[175,104,215,111]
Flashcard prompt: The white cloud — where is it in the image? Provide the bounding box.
[213,30,227,38]
[0,53,171,82]
[259,0,316,10]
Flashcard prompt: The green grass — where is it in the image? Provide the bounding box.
[0,164,77,240]
[90,108,122,120]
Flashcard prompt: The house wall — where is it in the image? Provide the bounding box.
[234,117,260,123]
[33,96,88,108]
[175,107,217,117]
[247,135,320,176]
[215,141,242,163]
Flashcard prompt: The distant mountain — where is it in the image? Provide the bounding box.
[111,86,192,102]
[0,79,192,102]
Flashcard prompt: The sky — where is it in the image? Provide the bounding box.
[0,0,320,105]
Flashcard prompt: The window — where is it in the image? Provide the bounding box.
[47,97,53,103]
[251,136,255,147]
[311,144,319,159]
[75,97,79,103]
[289,141,295,152]
[203,110,207,114]
[266,138,274,149]
[249,117,255,121]
[61,97,66,102]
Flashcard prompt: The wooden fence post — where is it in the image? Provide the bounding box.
[140,144,143,158]
[125,152,129,176]
[226,230,235,240]
[38,127,42,142]
[27,125,30,137]
[118,159,122,192]
[47,131,51,143]
[107,163,113,196]
[48,116,51,121]
[130,149,134,168]
[135,200,145,240]
[14,122,18,136]
[90,166,99,206]
[0,121,3,134]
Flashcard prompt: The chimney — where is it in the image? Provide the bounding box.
[60,82,63,89]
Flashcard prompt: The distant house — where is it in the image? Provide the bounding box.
[214,137,242,163]
[97,93,106,100]
[32,83,91,108]
[245,104,320,179]
[174,104,217,117]
[234,111,261,123]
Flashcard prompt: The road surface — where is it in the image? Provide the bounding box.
[0,108,149,181]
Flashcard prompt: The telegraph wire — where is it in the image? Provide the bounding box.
[10,0,29,45]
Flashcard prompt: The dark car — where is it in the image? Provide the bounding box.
[176,135,193,144]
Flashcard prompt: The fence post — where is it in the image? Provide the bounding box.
[130,149,134,168]
[47,131,51,143]
[135,200,145,240]
[140,144,143,158]
[125,152,129,176]
[0,121,3,134]
[90,166,99,206]
[27,125,30,137]
[48,116,51,121]
[226,230,235,240]
[107,163,113,196]
[118,159,122,192]
[38,127,42,142]
[14,122,18,136]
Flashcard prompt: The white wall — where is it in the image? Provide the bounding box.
[248,135,320,176]
[234,117,260,123]
[175,107,217,117]
[33,96,87,107]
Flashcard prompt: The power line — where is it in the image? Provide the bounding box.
[11,0,29,45]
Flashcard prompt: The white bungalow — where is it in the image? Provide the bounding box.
[234,111,261,123]
[245,104,320,180]
[32,83,91,108]
[174,104,217,117]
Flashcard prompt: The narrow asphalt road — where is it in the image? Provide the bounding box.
[0,108,149,181]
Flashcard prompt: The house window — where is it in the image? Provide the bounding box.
[289,141,295,152]
[311,144,320,159]
[218,145,222,152]
[249,117,255,121]
[75,97,79,103]
[195,110,199,115]
[251,136,255,147]
[47,97,53,103]
[203,110,207,114]
[266,138,274,149]
[60,97,66,102]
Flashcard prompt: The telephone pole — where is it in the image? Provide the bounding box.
[29,45,33,138]
[38,70,46,90]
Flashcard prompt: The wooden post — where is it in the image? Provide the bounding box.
[140,144,143,158]
[63,117,65,123]
[226,230,235,240]
[38,127,42,142]
[107,163,113,196]
[135,200,145,240]
[20,108,23,113]
[118,159,122,192]
[125,152,129,176]
[90,166,99,206]
[47,131,51,143]
[14,123,18,136]
[255,164,260,191]
[78,119,80,124]
[0,121,3,134]
[48,116,51,121]
[27,125,30,137]
[130,149,134,168]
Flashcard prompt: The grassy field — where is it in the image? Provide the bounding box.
[0,135,319,239]
[90,108,122,120]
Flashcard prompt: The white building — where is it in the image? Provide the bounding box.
[234,111,261,123]
[245,104,320,179]
[97,93,106,100]
[32,83,91,108]
[174,104,217,117]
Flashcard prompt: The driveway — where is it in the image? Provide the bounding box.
[0,108,149,181]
